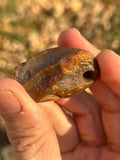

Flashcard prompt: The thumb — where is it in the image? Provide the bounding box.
[0,78,61,160]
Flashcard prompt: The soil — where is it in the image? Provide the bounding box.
[0,0,120,159]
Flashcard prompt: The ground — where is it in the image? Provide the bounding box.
[0,0,120,159]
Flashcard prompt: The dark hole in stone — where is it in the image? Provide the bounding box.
[83,71,97,81]
[83,58,100,82]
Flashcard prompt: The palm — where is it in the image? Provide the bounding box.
[42,86,120,160]
[65,143,120,160]
[58,92,120,160]
[40,79,120,160]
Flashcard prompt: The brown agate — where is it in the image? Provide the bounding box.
[14,47,99,102]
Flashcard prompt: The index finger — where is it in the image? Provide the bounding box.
[58,28,100,55]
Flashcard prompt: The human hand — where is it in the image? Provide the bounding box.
[0,28,120,160]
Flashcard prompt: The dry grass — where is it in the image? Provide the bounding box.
[0,0,120,78]
[0,0,120,152]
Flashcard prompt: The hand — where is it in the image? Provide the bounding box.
[0,28,120,160]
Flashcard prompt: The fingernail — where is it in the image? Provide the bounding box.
[0,91,21,115]
[71,28,80,35]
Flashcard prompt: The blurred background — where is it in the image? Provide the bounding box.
[0,0,120,159]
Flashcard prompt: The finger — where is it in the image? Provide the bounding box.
[58,28,100,55]
[58,29,107,145]
[0,78,61,160]
[57,91,106,146]
[90,78,120,112]
[91,79,120,152]
[51,29,102,151]
[96,50,120,97]
[39,101,79,153]
[90,51,120,152]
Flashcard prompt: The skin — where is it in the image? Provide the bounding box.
[0,28,120,160]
